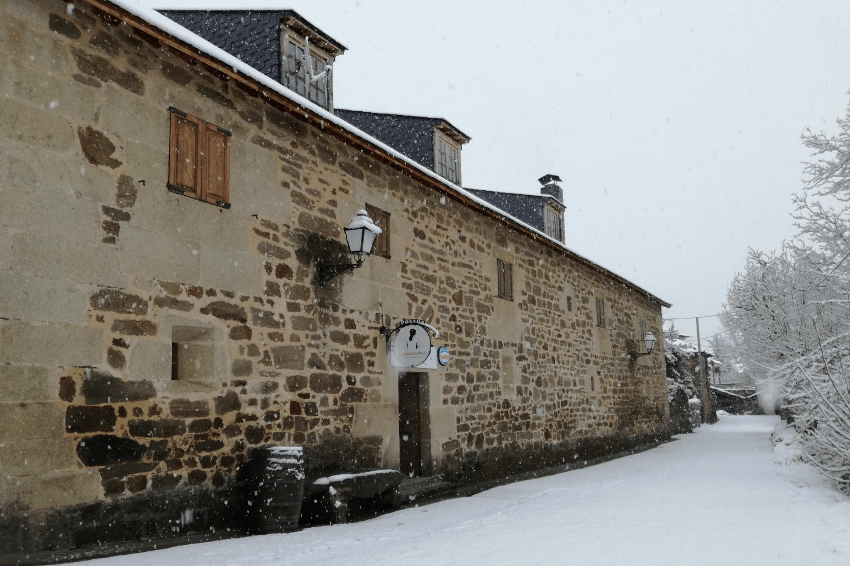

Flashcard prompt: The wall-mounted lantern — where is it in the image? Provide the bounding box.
[628,331,657,361]
[317,209,382,286]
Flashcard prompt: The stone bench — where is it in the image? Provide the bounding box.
[307,469,404,524]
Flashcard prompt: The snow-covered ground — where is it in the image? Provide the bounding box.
[67,416,850,566]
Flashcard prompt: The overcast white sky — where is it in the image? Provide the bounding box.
[140,0,850,346]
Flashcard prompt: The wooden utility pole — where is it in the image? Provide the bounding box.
[696,317,706,382]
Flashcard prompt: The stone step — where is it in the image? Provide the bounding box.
[395,476,455,505]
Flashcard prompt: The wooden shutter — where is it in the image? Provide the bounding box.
[366,204,390,258]
[169,112,201,198]
[497,259,513,301]
[202,124,230,206]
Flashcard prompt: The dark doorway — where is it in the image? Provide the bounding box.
[398,372,429,477]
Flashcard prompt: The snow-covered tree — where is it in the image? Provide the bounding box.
[722,96,850,485]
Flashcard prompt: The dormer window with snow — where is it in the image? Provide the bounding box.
[159,10,346,112]
[282,33,333,110]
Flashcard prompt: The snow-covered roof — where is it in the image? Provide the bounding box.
[93,0,671,308]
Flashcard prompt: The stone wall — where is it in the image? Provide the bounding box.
[0,0,669,556]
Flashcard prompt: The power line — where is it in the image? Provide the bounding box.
[663,313,724,321]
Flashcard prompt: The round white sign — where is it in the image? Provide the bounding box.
[392,323,432,367]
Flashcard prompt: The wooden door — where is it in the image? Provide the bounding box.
[398,372,424,477]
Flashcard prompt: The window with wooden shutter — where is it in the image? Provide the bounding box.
[497,259,513,301]
[168,108,231,208]
[365,204,391,258]
[596,298,605,328]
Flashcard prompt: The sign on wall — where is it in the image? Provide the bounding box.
[438,346,450,366]
[382,319,443,369]
[391,322,432,367]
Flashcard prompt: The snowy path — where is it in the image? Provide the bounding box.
[69,416,850,566]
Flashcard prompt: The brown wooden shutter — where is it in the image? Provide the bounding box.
[202,124,230,205]
[168,112,201,198]
[366,204,390,258]
[497,259,513,300]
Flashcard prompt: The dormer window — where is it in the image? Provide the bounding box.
[159,10,346,112]
[435,130,461,184]
[282,34,332,110]
[544,203,564,242]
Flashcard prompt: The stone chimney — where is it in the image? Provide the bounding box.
[538,174,563,202]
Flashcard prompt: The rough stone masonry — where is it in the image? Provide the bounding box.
[0,0,670,557]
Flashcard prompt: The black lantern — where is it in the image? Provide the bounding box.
[317,210,382,286]
[628,331,657,361]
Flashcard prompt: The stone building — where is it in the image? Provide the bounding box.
[0,0,670,557]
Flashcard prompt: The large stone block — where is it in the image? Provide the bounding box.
[81,370,157,403]
[121,139,169,190]
[11,232,124,287]
[0,228,10,270]
[486,298,523,343]
[230,140,290,223]
[127,339,171,381]
[0,365,56,402]
[65,405,117,433]
[76,434,145,467]
[271,345,305,370]
[1,144,117,205]
[0,402,65,440]
[0,181,103,241]
[341,275,380,311]
[0,97,75,151]
[129,175,249,253]
[15,470,102,510]
[11,62,102,124]
[5,14,69,77]
[0,438,78,474]
[0,320,103,366]
[199,243,263,296]
[0,271,89,324]
[118,225,200,283]
[100,83,168,148]
[429,406,459,450]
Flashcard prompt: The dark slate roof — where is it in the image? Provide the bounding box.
[335,110,471,172]
[465,189,562,234]
[159,10,346,84]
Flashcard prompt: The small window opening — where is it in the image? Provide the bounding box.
[171,326,216,382]
[171,342,179,381]
[596,298,605,328]
[567,296,572,312]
